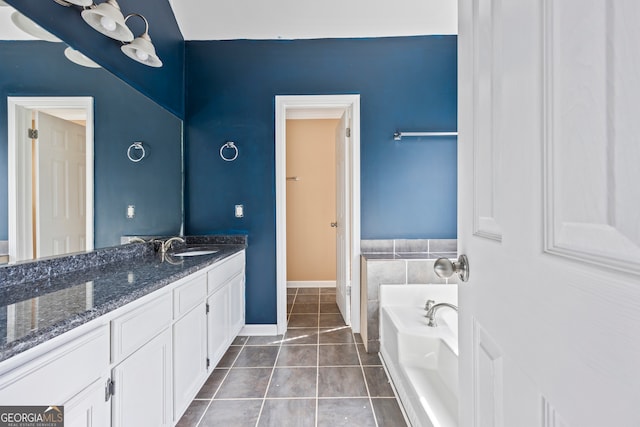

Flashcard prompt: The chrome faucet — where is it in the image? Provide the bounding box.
[425,302,458,327]
[127,237,147,244]
[160,237,185,254]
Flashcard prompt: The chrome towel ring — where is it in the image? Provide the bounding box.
[220,141,238,162]
[127,142,146,162]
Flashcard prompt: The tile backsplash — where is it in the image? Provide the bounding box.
[361,238,457,255]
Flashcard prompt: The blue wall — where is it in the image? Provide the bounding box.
[0,41,182,246]
[184,36,457,324]
[5,0,185,119]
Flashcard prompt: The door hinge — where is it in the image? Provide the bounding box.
[28,128,38,139]
[206,303,210,314]
[105,378,115,401]
[346,285,351,296]
[206,358,210,369]
[346,127,351,138]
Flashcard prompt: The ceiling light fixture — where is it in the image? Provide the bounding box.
[80,0,133,42]
[120,13,162,67]
[52,0,93,6]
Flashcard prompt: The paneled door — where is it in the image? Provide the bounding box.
[36,111,87,258]
[458,1,640,426]
[335,110,351,325]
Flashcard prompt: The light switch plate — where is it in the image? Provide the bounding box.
[127,205,135,219]
[235,204,244,218]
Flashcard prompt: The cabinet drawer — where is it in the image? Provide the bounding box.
[0,325,109,404]
[207,251,245,295]
[173,273,207,318]
[111,293,172,363]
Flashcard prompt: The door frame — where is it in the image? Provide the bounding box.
[275,94,361,335]
[8,96,94,261]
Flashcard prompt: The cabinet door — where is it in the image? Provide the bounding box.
[207,285,229,369]
[228,274,245,337]
[112,328,172,427]
[173,302,208,422]
[64,378,110,427]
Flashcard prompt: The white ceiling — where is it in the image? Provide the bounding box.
[1,1,457,42]
[168,0,457,40]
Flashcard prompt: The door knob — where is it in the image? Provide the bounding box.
[330,222,338,228]
[434,255,470,282]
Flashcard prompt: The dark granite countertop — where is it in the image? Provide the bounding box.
[0,236,246,363]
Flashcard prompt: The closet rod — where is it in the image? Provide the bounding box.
[393,131,458,141]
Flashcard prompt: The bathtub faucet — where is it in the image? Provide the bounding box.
[425,303,458,327]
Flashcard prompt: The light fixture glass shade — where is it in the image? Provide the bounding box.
[0,1,9,7]
[121,33,162,67]
[80,0,133,42]
[10,11,62,42]
[64,47,101,68]
[53,0,93,6]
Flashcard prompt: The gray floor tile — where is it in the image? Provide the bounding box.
[258,399,316,427]
[318,326,354,344]
[246,335,284,346]
[320,303,340,313]
[320,287,337,294]
[287,294,295,304]
[319,293,337,303]
[234,346,279,367]
[354,333,364,344]
[287,288,297,295]
[231,336,249,346]
[284,328,319,345]
[200,399,262,427]
[295,294,320,304]
[319,313,346,327]
[371,398,408,427]
[196,369,228,399]
[288,314,319,328]
[317,398,376,427]
[319,344,360,366]
[318,367,368,397]
[176,399,209,426]
[217,346,241,368]
[297,288,320,295]
[277,345,317,367]
[356,344,382,366]
[291,303,319,314]
[266,367,317,398]
[364,367,395,397]
[215,368,272,399]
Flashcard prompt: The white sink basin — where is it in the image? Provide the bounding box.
[169,247,219,257]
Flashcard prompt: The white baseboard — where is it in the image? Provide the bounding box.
[239,324,279,336]
[287,280,336,288]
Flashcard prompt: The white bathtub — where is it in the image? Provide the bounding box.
[379,284,458,427]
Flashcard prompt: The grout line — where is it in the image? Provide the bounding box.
[354,328,379,427]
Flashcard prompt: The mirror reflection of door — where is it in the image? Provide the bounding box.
[8,97,94,262]
[35,111,87,258]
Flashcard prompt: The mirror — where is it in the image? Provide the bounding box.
[0,5,183,264]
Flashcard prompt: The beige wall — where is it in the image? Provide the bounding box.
[286,119,339,281]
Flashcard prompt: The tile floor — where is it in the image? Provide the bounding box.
[177,287,408,427]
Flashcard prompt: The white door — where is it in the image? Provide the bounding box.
[458,1,640,426]
[335,110,351,324]
[35,111,87,258]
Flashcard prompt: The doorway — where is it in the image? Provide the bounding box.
[275,95,361,335]
[8,97,94,262]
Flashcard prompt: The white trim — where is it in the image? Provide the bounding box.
[8,97,94,262]
[238,324,279,336]
[275,94,361,335]
[286,108,345,120]
[287,281,336,288]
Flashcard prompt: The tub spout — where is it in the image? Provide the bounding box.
[425,303,458,327]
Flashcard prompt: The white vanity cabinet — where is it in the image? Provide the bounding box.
[110,293,173,427]
[206,251,245,369]
[172,273,208,421]
[0,325,111,427]
[0,249,245,427]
